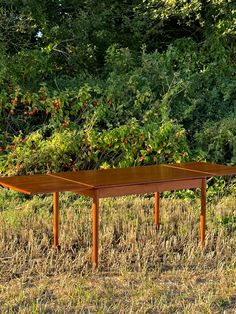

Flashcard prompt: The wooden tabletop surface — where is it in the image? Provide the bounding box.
[0,174,90,195]
[1,162,236,194]
[167,162,236,176]
[49,164,208,189]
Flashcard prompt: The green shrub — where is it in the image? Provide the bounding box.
[0,36,236,174]
[88,119,189,168]
[0,129,84,175]
[0,117,189,175]
[195,116,236,164]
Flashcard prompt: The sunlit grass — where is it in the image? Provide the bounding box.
[0,190,236,313]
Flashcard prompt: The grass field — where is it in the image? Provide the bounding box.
[0,188,236,313]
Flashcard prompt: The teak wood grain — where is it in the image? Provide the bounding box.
[76,179,203,198]
[0,174,90,194]
[166,162,236,176]
[48,164,207,189]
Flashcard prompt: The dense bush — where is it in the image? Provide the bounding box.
[195,116,236,164]
[0,95,189,174]
[0,1,236,175]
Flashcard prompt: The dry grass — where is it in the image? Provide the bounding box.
[0,189,236,313]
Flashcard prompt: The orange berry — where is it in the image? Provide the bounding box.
[108,98,112,107]
[62,120,69,128]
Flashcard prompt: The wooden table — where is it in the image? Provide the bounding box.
[1,162,236,268]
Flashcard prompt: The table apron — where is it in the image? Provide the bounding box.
[76,178,203,198]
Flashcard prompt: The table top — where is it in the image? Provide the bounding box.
[168,162,236,176]
[48,163,212,189]
[0,174,90,195]
[49,162,236,189]
[1,162,236,194]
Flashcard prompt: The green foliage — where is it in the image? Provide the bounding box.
[195,116,236,164]
[1,129,84,175]
[138,36,236,137]
[0,115,189,175]
[1,0,235,83]
[88,119,189,169]
[0,0,236,177]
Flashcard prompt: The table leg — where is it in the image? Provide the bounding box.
[154,192,160,228]
[200,178,206,247]
[53,192,59,249]
[92,194,99,268]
